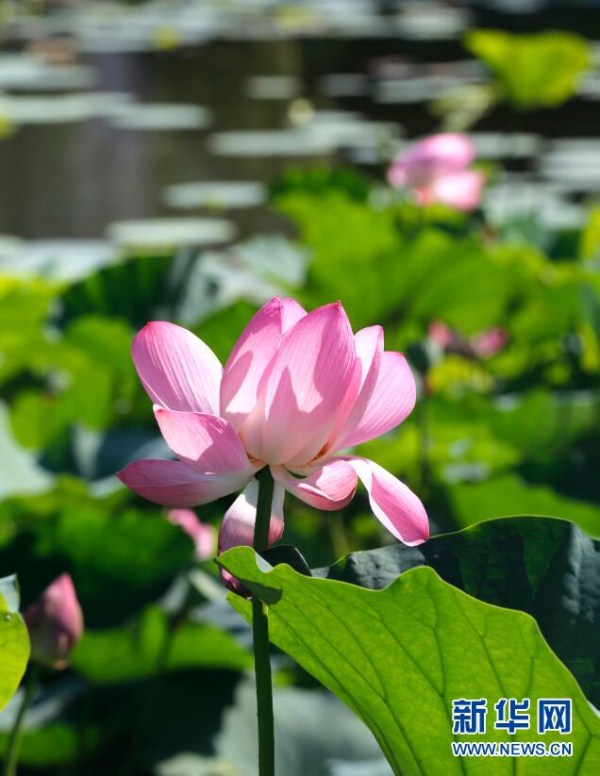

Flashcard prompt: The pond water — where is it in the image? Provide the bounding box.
[0,1,598,244]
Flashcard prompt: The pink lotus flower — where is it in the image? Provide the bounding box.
[24,574,84,670]
[168,509,216,560]
[388,133,484,211]
[118,298,429,574]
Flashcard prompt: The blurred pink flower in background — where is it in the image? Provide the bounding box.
[24,574,84,670]
[167,509,216,560]
[118,298,429,582]
[388,133,485,211]
[429,321,507,359]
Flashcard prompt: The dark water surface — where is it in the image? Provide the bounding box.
[0,9,599,241]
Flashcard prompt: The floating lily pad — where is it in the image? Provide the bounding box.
[319,73,368,98]
[163,181,266,210]
[207,129,332,158]
[395,3,470,40]
[106,218,236,251]
[0,241,115,282]
[541,140,600,190]
[245,75,300,100]
[0,54,94,92]
[109,103,211,132]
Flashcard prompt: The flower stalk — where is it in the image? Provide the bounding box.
[3,665,40,776]
[252,466,276,776]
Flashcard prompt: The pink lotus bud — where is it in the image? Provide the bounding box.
[24,574,83,670]
[428,321,456,349]
[388,133,484,211]
[473,327,507,358]
[167,509,216,560]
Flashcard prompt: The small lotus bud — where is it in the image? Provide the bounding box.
[473,328,507,358]
[24,574,83,670]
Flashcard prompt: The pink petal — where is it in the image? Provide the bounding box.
[132,321,222,414]
[329,326,382,451]
[426,170,485,212]
[220,297,306,432]
[335,352,416,450]
[272,460,357,511]
[218,479,285,594]
[346,457,429,545]
[167,509,216,560]
[117,459,251,507]
[242,302,360,466]
[154,409,254,475]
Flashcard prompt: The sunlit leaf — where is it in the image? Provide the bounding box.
[222,547,600,775]
[580,207,600,262]
[466,29,591,109]
[0,576,30,712]
[315,516,600,705]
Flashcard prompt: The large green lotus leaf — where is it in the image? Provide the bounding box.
[315,517,600,706]
[581,207,600,262]
[405,240,511,335]
[1,505,195,628]
[10,390,72,450]
[357,389,599,493]
[59,254,173,328]
[280,193,513,333]
[0,277,56,386]
[582,279,600,342]
[59,251,248,330]
[449,474,600,539]
[466,30,591,109]
[71,605,251,683]
[271,165,371,202]
[0,576,30,712]
[425,391,598,479]
[278,191,404,328]
[55,316,137,431]
[221,548,600,775]
[9,314,140,449]
[507,276,582,346]
[0,722,87,766]
[481,391,598,458]
[63,315,134,374]
[51,508,195,627]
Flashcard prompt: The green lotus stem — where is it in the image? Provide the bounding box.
[252,467,276,776]
[3,664,39,776]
